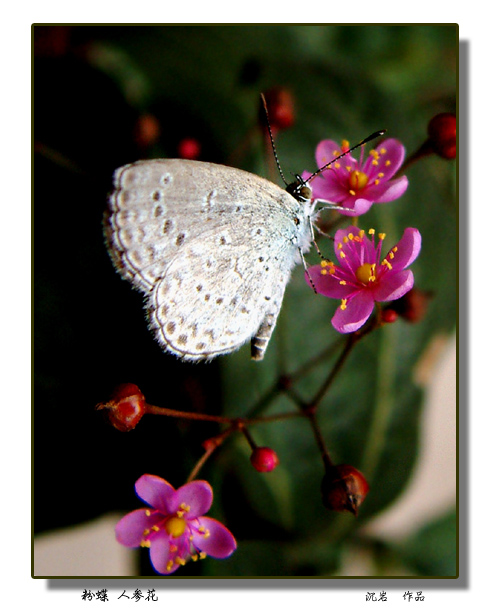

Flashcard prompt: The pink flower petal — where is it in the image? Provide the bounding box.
[373,269,414,302]
[306,266,353,299]
[365,138,405,180]
[115,509,160,547]
[135,474,175,513]
[174,480,213,518]
[390,228,422,270]
[191,517,237,559]
[341,198,373,216]
[372,175,409,203]
[331,291,375,333]
[148,533,174,574]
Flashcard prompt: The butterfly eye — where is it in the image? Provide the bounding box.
[298,185,312,202]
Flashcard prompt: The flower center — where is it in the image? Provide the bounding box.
[165,516,187,538]
[355,263,376,284]
[348,170,369,192]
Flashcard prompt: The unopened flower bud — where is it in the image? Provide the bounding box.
[321,464,369,516]
[96,383,147,432]
[427,112,456,159]
[259,87,295,131]
[250,447,280,472]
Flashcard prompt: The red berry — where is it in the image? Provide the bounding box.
[321,464,369,516]
[381,308,398,324]
[250,447,280,472]
[259,87,295,131]
[96,383,147,432]
[177,137,201,160]
[427,113,456,159]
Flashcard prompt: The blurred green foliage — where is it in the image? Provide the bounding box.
[34,24,456,577]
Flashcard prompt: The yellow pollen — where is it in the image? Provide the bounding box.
[166,560,174,571]
[203,530,210,539]
[176,510,184,518]
[378,232,386,240]
[374,179,380,185]
[175,556,186,566]
[143,529,150,536]
[140,540,151,548]
[179,503,191,512]
[320,269,327,276]
[189,535,194,541]
[339,280,347,285]
[191,554,199,562]
[356,263,376,284]
[199,552,207,559]
[198,526,206,534]
[382,259,393,270]
[377,172,385,178]
[371,159,379,166]
[321,259,329,267]
[368,228,375,235]
[339,251,346,259]
[333,149,340,156]
[346,165,352,172]
[338,243,343,249]
[358,229,365,238]
[169,544,178,552]
[380,147,387,155]
[165,516,187,538]
[392,246,398,253]
[340,299,348,311]
[369,149,379,159]
[389,251,395,259]
[334,162,341,169]
[385,160,391,167]
[348,233,354,240]
[341,139,350,150]
[145,510,151,517]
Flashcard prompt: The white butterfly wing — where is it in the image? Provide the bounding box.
[105,159,310,360]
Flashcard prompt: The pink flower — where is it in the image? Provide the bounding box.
[302,138,408,216]
[307,226,422,333]
[115,474,236,575]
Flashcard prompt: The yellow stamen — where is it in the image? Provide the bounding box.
[349,189,356,195]
[340,299,348,311]
[368,228,375,235]
[166,560,174,572]
[378,232,386,240]
[381,259,393,270]
[145,510,151,517]
[169,544,178,553]
[320,269,327,276]
[191,554,199,562]
[358,229,365,239]
[341,139,350,150]
[339,280,347,285]
[143,529,150,536]
[339,251,346,259]
[380,147,387,155]
[199,552,207,560]
[374,179,379,185]
[175,556,186,566]
[389,251,395,260]
[385,160,391,167]
[371,159,379,166]
[377,172,385,178]
[334,162,341,169]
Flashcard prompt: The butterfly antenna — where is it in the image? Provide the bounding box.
[305,129,387,183]
[260,93,288,187]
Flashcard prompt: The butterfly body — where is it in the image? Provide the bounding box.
[105,159,315,361]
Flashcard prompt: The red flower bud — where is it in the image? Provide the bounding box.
[427,113,456,159]
[177,137,202,160]
[259,87,295,131]
[250,447,280,473]
[96,383,147,432]
[321,464,369,516]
